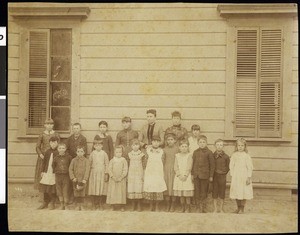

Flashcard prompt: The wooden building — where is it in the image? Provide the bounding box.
[7,3,298,198]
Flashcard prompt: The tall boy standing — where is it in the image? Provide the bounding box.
[191,135,215,213]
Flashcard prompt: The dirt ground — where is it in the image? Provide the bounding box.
[8,184,298,233]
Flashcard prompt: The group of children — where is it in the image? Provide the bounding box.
[35,111,253,214]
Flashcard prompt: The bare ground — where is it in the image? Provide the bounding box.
[8,184,298,233]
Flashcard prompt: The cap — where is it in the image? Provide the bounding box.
[44,118,54,124]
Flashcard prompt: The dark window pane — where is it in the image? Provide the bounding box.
[51,107,70,131]
[51,29,72,56]
[51,57,71,81]
[51,83,71,106]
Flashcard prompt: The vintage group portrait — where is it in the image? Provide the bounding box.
[6,2,298,233]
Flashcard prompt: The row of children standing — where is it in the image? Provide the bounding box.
[35,110,253,213]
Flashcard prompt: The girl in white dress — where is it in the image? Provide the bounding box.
[143,136,167,212]
[229,138,254,214]
[173,140,194,213]
[127,139,145,211]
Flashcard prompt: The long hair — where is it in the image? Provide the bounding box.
[234,138,248,153]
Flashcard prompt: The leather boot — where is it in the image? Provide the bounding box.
[185,203,191,213]
[48,201,55,210]
[137,200,142,212]
[165,200,170,212]
[202,199,207,213]
[149,202,154,211]
[155,201,159,212]
[169,201,175,212]
[37,202,48,210]
[59,201,65,210]
[131,200,136,211]
[91,197,96,210]
[180,203,185,213]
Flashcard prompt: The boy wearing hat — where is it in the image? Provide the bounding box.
[115,116,139,160]
[139,109,164,149]
[191,135,215,213]
[35,118,60,192]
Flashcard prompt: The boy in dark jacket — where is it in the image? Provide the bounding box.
[52,142,72,210]
[212,139,230,213]
[191,135,215,213]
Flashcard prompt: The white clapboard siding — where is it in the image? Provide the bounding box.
[81,33,227,46]
[80,95,225,108]
[80,46,226,58]
[80,58,225,71]
[86,7,222,21]
[80,70,226,83]
[80,21,228,33]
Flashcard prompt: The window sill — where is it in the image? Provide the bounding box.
[223,138,292,143]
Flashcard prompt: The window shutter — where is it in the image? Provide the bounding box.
[258,29,282,137]
[234,29,258,137]
[27,30,50,134]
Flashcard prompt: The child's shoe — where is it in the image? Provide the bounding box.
[149,202,154,211]
[233,207,241,214]
[137,201,142,212]
[121,205,125,212]
[37,202,48,210]
[48,202,55,210]
[185,204,191,213]
[155,202,159,212]
[179,203,185,213]
[165,200,170,212]
[131,201,136,211]
[59,202,65,210]
[169,202,175,212]
[239,206,244,214]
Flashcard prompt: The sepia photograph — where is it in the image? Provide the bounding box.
[6,2,298,233]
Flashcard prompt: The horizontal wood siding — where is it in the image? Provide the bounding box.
[7,3,298,189]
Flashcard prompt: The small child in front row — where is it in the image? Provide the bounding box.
[127,139,145,212]
[173,140,194,213]
[143,136,167,212]
[69,145,90,210]
[52,142,72,210]
[88,139,109,210]
[212,139,230,213]
[229,138,253,214]
[38,136,59,210]
[191,135,215,213]
[106,146,128,211]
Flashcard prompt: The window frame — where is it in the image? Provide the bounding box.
[18,19,81,138]
[224,17,294,142]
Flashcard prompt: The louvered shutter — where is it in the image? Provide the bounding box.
[258,29,282,137]
[27,30,50,134]
[234,29,258,137]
